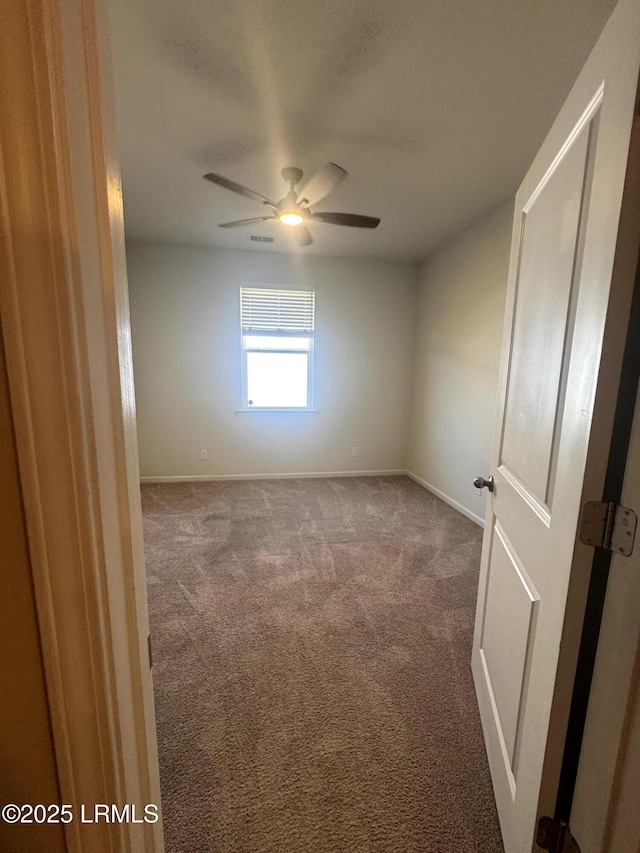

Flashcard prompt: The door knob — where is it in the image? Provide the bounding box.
[474,475,494,492]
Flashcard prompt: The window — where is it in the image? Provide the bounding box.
[240,286,315,410]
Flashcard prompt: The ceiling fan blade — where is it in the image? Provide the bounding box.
[218,216,276,228]
[297,163,348,206]
[204,173,276,207]
[311,211,380,228]
[291,226,313,247]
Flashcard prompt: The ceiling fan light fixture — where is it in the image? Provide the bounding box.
[206,164,380,244]
[279,211,304,226]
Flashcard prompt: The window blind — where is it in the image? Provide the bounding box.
[241,287,315,335]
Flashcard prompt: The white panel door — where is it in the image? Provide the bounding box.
[472,1,640,850]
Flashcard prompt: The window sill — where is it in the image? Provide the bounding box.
[235,408,319,416]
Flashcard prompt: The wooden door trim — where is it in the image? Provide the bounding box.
[0,1,162,850]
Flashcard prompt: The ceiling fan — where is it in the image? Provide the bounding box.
[203,163,380,247]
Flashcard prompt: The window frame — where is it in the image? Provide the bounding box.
[238,285,317,414]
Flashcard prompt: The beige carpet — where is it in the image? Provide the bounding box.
[141,475,503,852]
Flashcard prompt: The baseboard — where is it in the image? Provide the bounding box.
[140,469,406,484]
[404,470,485,528]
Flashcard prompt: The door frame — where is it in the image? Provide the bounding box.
[0,0,162,850]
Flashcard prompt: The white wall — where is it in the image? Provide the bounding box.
[406,201,513,524]
[126,243,418,478]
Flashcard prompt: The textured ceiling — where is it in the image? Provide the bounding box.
[108,0,618,261]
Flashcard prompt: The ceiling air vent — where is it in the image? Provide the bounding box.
[249,235,275,243]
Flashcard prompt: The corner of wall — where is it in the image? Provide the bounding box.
[404,199,513,523]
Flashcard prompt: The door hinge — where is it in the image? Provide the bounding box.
[148,634,153,669]
[537,817,582,852]
[579,501,637,556]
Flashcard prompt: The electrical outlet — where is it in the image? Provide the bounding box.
[351,447,358,457]
[200,449,208,461]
